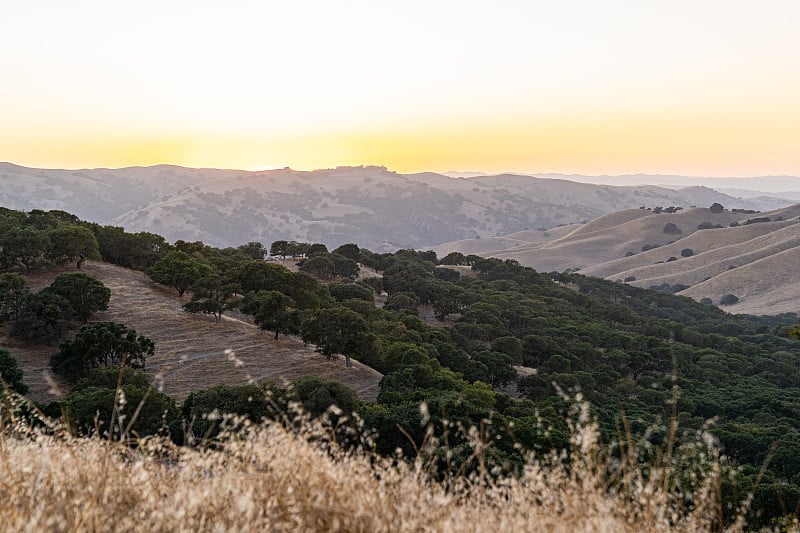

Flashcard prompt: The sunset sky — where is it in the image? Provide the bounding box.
[2,1,799,176]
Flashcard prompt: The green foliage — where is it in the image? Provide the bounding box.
[92,226,170,270]
[0,226,51,272]
[301,307,373,367]
[51,322,154,380]
[148,250,212,296]
[237,241,267,260]
[331,243,361,262]
[0,273,30,323]
[440,251,467,265]
[63,377,177,438]
[720,294,739,305]
[292,376,360,417]
[180,384,270,439]
[0,349,28,394]
[11,291,73,343]
[43,273,110,322]
[299,255,335,280]
[241,290,297,339]
[46,225,100,266]
[183,273,240,322]
[328,282,373,302]
[384,291,420,315]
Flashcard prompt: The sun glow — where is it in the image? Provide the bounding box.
[2,1,800,176]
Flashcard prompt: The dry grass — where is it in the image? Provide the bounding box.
[3,261,382,403]
[0,392,752,533]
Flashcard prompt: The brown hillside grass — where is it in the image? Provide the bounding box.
[3,261,382,403]
[489,208,747,272]
[0,393,744,533]
[581,219,799,279]
[679,246,800,315]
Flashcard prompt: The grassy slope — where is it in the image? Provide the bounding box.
[1,261,382,403]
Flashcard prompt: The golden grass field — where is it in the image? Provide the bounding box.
[0,392,749,533]
[0,261,382,403]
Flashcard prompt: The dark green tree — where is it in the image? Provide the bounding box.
[301,307,373,367]
[237,241,267,260]
[292,376,360,417]
[0,349,28,394]
[241,290,297,339]
[440,251,467,265]
[299,255,336,281]
[46,225,100,267]
[148,250,211,296]
[183,273,240,322]
[51,322,154,379]
[11,291,73,343]
[332,243,361,262]
[43,272,110,322]
[0,273,30,323]
[235,261,293,293]
[328,282,373,302]
[384,291,420,315]
[63,369,177,438]
[269,240,289,258]
[0,226,51,272]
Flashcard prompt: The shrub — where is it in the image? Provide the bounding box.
[623,276,636,282]
[663,223,681,235]
[0,349,28,394]
[697,221,714,230]
[709,202,724,213]
[666,257,677,262]
[700,298,713,305]
[720,294,739,305]
[744,217,771,225]
[680,248,694,257]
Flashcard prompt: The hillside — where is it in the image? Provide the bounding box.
[436,204,800,314]
[2,162,794,251]
[1,261,382,403]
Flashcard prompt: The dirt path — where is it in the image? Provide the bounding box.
[3,262,382,403]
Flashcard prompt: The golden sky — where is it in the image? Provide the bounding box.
[2,1,800,176]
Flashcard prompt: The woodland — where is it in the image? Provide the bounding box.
[1,206,800,527]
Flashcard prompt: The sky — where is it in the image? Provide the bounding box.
[2,0,800,177]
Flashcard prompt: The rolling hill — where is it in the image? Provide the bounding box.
[1,261,382,403]
[437,204,800,315]
[2,162,795,251]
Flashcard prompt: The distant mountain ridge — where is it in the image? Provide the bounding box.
[1,162,795,250]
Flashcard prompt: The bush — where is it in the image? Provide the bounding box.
[720,294,739,305]
[329,282,373,302]
[0,349,28,394]
[709,202,724,213]
[623,276,636,282]
[292,376,360,417]
[666,257,677,262]
[697,221,714,230]
[681,248,694,257]
[663,223,681,235]
[12,291,73,344]
[700,298,713,305]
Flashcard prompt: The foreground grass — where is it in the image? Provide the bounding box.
[0,394,747,533]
